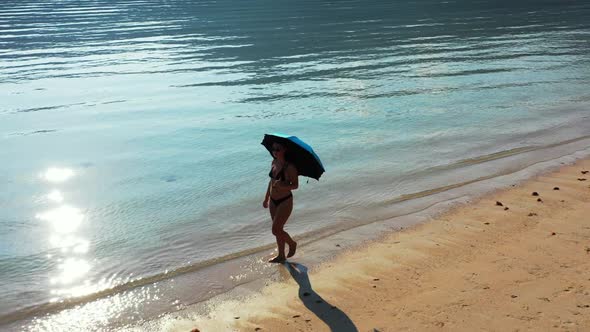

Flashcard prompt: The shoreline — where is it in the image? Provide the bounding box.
[154,157,590,331]
[8,142,590,331]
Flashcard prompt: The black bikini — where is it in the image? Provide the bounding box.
[269,163,293,206]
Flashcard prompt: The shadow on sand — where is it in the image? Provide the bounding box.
[282,262,358,332]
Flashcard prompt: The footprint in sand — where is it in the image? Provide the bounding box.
[532,192,540,196]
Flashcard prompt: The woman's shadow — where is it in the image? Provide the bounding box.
[281,262,358,332]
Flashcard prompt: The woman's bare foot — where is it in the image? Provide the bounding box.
[287,241,297,258]
[268,256,286,263]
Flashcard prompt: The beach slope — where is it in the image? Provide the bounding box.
[208,159,590,332]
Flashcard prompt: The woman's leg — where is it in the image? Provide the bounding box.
[268,200,280,261]
[270,197,296,262]
[269,199,277,222]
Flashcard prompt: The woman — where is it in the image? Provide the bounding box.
[263,142,298,263]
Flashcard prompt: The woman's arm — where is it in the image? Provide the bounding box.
[264,179,271,201]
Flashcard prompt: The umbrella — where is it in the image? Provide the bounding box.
[261,133,325,180]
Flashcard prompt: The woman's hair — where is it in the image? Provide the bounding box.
[273,142,296,167]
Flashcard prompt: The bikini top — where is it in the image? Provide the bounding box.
[269,163,287,181]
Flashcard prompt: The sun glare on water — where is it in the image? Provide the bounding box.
[41,167,75,183]
[36,205,84,234]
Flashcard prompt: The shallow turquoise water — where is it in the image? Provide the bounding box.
[1,0,590,329]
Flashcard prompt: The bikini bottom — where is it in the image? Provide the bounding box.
[270,193,293,207]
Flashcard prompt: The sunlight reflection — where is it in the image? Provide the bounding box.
[49,235,89,253]
[47,190,64,202]
[34,164,110,317]
[51,277,115,298]
[28,286,159,332]
[73,241,89,254]
[41,167,75,182]
[51,258,91,285]
[36,205,84,234]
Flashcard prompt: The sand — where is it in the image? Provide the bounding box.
[188,159,590,332]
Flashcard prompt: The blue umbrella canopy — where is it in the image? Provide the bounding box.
[261,133,325,180]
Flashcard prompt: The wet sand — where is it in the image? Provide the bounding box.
[187,158,590,332]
